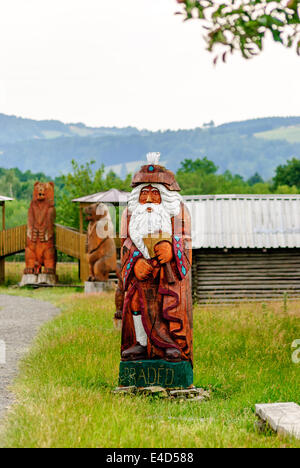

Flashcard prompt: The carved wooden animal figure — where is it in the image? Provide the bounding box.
[85,203,124,317]
[85,203,118,282]
[24,182,56,275]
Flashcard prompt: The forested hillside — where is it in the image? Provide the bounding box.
[0,114,300,179]
[1,156,300,231]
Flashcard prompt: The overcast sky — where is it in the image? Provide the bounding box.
[0,0,299,130]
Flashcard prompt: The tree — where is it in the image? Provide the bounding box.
[178,157,218,174]
[273,157,300,188]
[56,160,131,230]
[176,0,300,61]
[247,172,264,185]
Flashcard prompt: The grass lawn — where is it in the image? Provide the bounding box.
[4,262,80,286]
[0,288,299,448]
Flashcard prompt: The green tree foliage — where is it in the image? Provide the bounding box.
[56,160,131,230]
[247,172,264,186]
[177,156,299,195]
[2,156,300,231]
[273,157,300,188]
[176,0,300,60]
[178,157,218,174]
[0,168,51,200]
[3,200,28,230]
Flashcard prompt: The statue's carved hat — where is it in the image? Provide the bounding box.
[131,153,181,191]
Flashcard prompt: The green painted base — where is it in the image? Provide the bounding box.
[119,360,193,389]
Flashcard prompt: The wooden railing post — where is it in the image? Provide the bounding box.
[79,233,89,282]
[0,257,5,284]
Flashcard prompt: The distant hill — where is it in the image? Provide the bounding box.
[0,114,300,179]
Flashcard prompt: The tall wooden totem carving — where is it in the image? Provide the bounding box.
[21,182,57,286]
[118,153,193,389]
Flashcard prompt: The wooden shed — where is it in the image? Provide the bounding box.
[183,195,300,303]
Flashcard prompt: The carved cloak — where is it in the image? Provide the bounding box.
[120,202,193,364]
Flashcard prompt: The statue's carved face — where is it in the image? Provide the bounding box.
[33,182,54,202]
[84,204,97,221]
[139,185,161,208]
[36,183,46,200]
[84,203,107,222]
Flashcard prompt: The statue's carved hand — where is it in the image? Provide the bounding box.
[154,241,173,264]
[134,258,154,281]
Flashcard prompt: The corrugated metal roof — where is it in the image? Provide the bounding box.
[0,195,14,202]
[183,195,300,249]
[72,188,129,204]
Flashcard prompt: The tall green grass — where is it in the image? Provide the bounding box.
[4,262,80,286]
[0,291,299,448]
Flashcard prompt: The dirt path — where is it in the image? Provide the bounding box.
[0,295,60,420]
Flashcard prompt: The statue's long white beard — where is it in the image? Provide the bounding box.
[129,203,172,259]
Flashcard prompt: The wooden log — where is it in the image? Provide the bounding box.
[193,252,300,258]
[197,298,300,304]
[197,275,300,279]
[198,278,300,288]
[198,291,300,296]
[196,284,300,290]
[195,266,300,270]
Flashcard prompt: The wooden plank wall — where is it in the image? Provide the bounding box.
[0,225,27,257]
[55,224,89,282]
[0,223,119,284]
[55,224,82,259]
[192,248,300,303]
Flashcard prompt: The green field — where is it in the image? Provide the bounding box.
[4,262,80,286]
[0,289,299,448]
[255,125,300,143]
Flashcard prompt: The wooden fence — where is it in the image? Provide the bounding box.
[55,224,89,282]
[0,224,90,283]
[0,224,27,257]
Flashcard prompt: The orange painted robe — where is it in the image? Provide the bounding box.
[120,202,193,364]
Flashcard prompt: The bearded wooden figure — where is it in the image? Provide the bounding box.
[24,182,57,278]
[119,153,193,389]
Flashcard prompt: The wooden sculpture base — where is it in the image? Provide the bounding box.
[19,273,57,287]
[84,281,115,294]
[119,360,193,389]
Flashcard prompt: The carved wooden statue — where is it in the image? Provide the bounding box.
[119,153,193,389]
[24,182,57,281]
[85,202,118,281]
[84,202,124,317]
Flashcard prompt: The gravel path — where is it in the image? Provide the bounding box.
[0,295,60,420]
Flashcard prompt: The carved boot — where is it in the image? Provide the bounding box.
[165,347,182,362]
[121,343,147,361]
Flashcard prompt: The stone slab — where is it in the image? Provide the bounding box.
[19,274,37,287]
[119,359,193,389]
[84,281,115,294]
[19,274,56,287]
[37,273,56,285]
[113,385,210,402]
[255,402,300,440]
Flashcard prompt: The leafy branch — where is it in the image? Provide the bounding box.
[176,0,300,61]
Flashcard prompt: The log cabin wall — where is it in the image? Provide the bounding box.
[192,248,300,303]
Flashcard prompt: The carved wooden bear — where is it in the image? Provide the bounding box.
[84,203,124,317]
[24,182,57,276]
[85,202,118,282]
